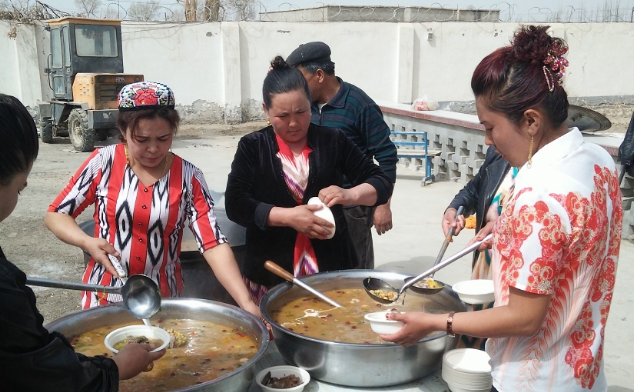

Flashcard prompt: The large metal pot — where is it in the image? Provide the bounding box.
[260,269,466,387]
[46,298,269,392]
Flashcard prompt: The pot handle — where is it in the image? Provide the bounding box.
[264,260,295,283]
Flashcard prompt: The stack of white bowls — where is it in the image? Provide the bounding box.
[441,348,493,392]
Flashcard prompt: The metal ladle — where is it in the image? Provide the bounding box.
[264,260,344,308]
[26,274,162,319]
[403,206,465,295]
[364,234,493,303]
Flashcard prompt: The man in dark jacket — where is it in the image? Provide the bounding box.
[286,41,398,269]
[443,146,510,267]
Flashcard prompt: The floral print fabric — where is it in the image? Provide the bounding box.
[487,128,622,391]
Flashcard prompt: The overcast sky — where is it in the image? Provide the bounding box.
[39,0,634,22]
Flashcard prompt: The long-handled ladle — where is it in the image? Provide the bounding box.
[26,274,161,320]
[107,255,153,326]
[264,260,344,308]
[364,233,493,304]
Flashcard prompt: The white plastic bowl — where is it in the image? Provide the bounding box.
[443,348,492,373]
[364,311,404,335]
[256,365,310,392]
[442,348,492,392]
[445,381,492,392]
[451,279,495,305]
[104,325,170,354]
[307,197,336,239]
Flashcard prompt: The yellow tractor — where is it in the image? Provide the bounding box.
[39,17,143,151]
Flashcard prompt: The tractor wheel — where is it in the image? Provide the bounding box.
[39,117,53,143]
[68,109,95,152]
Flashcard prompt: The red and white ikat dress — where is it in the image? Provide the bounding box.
[488,129,622,391]
[49,143,227,309]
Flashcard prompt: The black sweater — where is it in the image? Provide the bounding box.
[0,246,119,391]
[225,124,393,287]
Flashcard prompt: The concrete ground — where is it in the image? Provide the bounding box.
[172,135,634,391]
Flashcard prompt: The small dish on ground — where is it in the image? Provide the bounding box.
[256,365,310,392]
[364,311,404,335]
[104,325,170,354]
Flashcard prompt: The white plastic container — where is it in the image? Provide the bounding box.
[104,325,170,354]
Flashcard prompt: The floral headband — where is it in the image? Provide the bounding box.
[118,81,175,111]
[542,43,569,92]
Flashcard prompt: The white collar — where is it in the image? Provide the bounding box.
[517,127,583,175]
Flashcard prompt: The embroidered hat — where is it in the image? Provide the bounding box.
[286,41,331,66]
[117,81,175,111]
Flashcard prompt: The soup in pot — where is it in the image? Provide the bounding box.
[70,318,258,392]
[269,288,446,344]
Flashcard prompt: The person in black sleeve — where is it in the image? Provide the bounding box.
[0,93,165,391]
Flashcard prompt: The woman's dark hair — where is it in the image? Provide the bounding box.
[116,107,180,139]
[0,94,39,186]
[262,56,311,108]
[471,25,569,127]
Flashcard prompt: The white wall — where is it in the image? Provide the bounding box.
[1,20,632,121]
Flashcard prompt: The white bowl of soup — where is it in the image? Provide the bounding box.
[364,311,404,335]
[104,325,170,353]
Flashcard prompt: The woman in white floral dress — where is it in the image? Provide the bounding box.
[382,25,622,392]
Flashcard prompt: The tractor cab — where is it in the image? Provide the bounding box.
[39,17,143,151]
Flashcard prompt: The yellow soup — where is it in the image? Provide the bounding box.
[270,288,446,344]
[70,319,258,392]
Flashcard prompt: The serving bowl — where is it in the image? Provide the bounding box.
[451,280,495,305]
[260,269,466,387]
[46,298,269,392]
[364,311,404,335]
[104,325,170,354]
[256,365,310,392]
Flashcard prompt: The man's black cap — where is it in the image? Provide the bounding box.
[286,41,331,66]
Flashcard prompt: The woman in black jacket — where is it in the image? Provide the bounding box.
[225,57,393,302]
[0,94,164,391]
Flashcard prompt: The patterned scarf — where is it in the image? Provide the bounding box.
[275,135,319,277]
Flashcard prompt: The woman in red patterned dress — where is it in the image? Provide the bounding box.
[45,82,260,317]
[382,26,622,392]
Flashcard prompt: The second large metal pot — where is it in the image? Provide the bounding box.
[260,269,466,387]
[46,298,269,392]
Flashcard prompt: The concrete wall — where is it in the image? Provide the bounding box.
[2,20,633,123]
[261,6,500,23]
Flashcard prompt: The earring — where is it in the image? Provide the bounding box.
[124,144,130,165]
[527,135,534,168]
[266,119,271,126]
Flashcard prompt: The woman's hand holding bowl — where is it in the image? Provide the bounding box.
[288,205,334,240]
